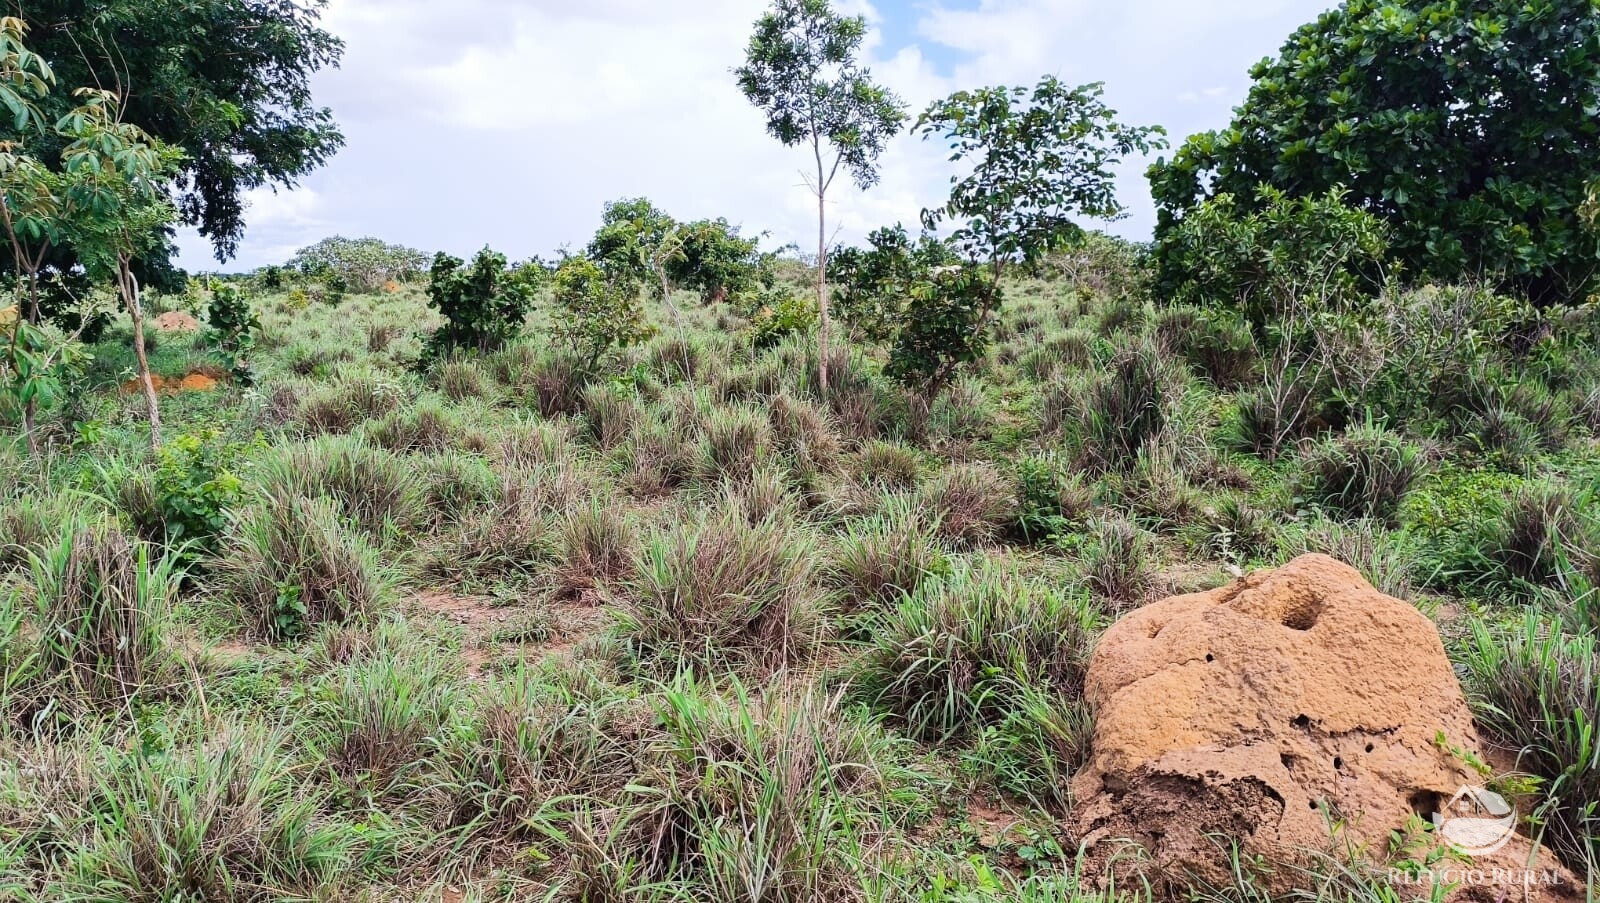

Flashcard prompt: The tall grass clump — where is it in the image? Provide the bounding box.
[1295,422,1428,524]
[617,509,827,675]
[850,564,1098,744]
[1083,515,1165,612]
[57,726,359,901]
[255,436,426,540]
[1469,484,1597,595]
[555,499,637,601]
[1462,612,1598,870]
[918,463,1018,548]
[7,521,178,723]
[829,497,944,615]
[1079,342,1185,473]
[214,492,393,640]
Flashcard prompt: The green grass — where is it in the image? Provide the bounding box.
[1,260,1596,899]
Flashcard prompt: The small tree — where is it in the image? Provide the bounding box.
[424,248,539,358]
[906,77,1163,397]
[288,236,429,293]
[550,256,655,370]
[58,89,184,451]
[736,0,905,393]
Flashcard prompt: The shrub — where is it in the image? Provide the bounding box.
[551,256,656,369]
[1015,452,1094,542]
[919,463,1017,548]
[1083,516,1164,611]
[424,248,539,357]
[110,431,248,564]
[215,492,393,640]
[1227,365,1323,462]
[1463,613,1598,868]
[436,358,491,402]
[204,281,261,382]
[850,563,1098,743]
[255,436,426,540]
[1295,423,1428,524]
[617,509,826,675]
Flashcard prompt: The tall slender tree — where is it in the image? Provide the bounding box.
[736,0,904,394]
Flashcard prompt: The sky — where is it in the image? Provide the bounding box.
[173,0,1338,273]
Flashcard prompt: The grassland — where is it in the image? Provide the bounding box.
[0,256,1595,901]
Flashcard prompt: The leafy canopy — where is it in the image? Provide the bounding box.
[424,249,540,358]
[918,77,1166,268]
[19,0,344,263]
[288,237,430,294]
[1149,0,1600,305]
[734,0,906,191]
[1159,187,1393,333]
[550,256,656,369]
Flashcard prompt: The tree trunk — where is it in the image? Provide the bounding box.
[120,260,162,450]
[815,162,830,397]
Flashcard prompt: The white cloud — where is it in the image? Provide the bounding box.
[177,0,1336,272]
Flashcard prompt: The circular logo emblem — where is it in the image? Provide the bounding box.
[1434,786,1517,855]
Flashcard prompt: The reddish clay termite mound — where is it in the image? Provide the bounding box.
[1069,554,1581,902]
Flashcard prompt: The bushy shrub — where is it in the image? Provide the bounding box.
[551,256,656,369]
[1153,186,1390,334]
[1015,452,1094,542]
[850,563,1098,743]
[112,430,247,562]
[1155,306,1257,388]
[215,492,393,640]
[424,248,539,357]
[1295,423,1428,524]
[617,509,826,675]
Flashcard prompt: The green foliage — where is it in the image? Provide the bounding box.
[424,248,539,357]
[287,236,428,293]
[204,280,259,382]
[19,0,344,261]
[589,198,770,306]
[1149,0,1600,305]
[735,0,906,193]
[884,264,995,399]
[1154,187,1392,333]
[117,429,248,562]
[748,292,816,350]
[1463,612,1598,867]
[550,255,655,369]
[917,77,1165,268]
[831,225,959,343]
